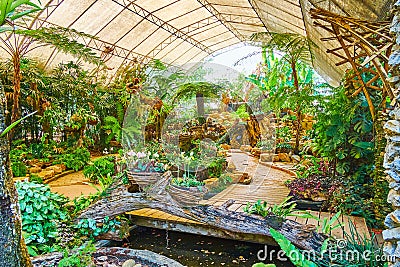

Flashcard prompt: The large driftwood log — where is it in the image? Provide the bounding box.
[78,175,326,252]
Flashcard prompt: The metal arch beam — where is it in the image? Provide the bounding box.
[115,16,220,71]
[247,0,270,33]
[111,0,212,54]
[196,0,245,41]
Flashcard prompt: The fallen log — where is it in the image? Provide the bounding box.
[78,174,326,252]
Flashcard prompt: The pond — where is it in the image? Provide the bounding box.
[126,227,295,267]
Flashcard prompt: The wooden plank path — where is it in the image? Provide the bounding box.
[127,151,371,243]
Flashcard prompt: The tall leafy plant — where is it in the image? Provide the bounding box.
[250,33,318,153]
[0,1,102,140]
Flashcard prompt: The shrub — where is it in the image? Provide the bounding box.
[16,181,69,256]
[60,147,91,171]
[11,160,27,177]
[83,156,115,183]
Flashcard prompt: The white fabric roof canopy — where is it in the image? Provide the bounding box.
[20,0,393,84]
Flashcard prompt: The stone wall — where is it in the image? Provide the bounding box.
[383,2,400,265]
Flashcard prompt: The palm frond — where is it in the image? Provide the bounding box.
[15,27,103,65]
[250,32,317,65]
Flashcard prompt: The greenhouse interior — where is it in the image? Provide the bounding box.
[1,0,400,266]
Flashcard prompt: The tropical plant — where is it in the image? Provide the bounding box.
[270,228,318,267]
[171,176,205,189]
[83,156,115,183]
[59,147,91,171]
[74,216,119,240]
[249,33,319,153]
[57,242,96,267]
[16,181,69,256]
[244,197,297,219]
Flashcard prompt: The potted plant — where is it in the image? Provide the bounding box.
[168,175,207,206]
[124,150,165,189]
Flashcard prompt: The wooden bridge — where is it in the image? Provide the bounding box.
[126,151,372,245]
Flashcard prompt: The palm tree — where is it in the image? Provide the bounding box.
[0,1,100,265]
[251,32,316,154]
[0,1,102,140]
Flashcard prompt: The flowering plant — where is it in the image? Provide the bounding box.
[286,156,341,201]
[124,149,165,172]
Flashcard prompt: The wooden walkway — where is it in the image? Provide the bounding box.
[127,151,371,244]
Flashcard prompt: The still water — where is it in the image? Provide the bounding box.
[127,227,295,267]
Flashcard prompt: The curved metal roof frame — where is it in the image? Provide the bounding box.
[18,0,394,84]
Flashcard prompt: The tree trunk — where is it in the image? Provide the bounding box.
[9,52,21,141]
[291,61,301,154]
[196,93,205,124]
[78,176,326,252]
[0,87,32,266]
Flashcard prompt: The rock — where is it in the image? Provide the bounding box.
[238,173,252,185]
[29,166,41,173]
[390,182,400,191]
[240,145,252,152]
[385,120,400,135]
[37,170,55,180]
[122,259,136,267]
[204,178,219,190]
[387,170,400,182]
[278,153,291,162]
[388,190,400,207]
[47,165,63,174]
[220,144,231,151]
[383,227,400,241]
[251,147,261,157]
[226,161,236,172]
[58,164,67,171]
[260,153,273,163]
[229,172,243,183]
[97,256,108,261]
[291,154,301,163]
[383,242,396,256]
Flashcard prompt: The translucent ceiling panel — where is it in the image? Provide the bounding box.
[153,39,186,60]
[187,22,221,37]
[153,0,203,22]
[171,46,200,65]
[160,41,194,63]
[190,24,228,40]
[200,31,236,46]
[67,0,124,37]
[167,8,213,29]
[46,0,98,28]
[134,28,172,55]
[117,21,159,50]
[183,51,209,65]
[96,9,143,45]
[213,6,257,17]
[134,0,181,13]
[208,38,239,51]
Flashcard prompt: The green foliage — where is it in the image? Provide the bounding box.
[234,104,250,120]
[270,228,318,267]
[58,242,96,267]
[310,84,384,227]
[83,156,115,183]
[60,147,91,171]
[11,160,27,177]
[15,27,102,65]
[173,81,223,103]
[75,217,119,239]
[244,197,297,219]
[102,116,122,143]
[171,176,205,189]
[16,181,69,256]
[0,0,41,29]
[0,111,37,137]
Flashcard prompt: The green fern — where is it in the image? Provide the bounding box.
[269,228,318,267]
